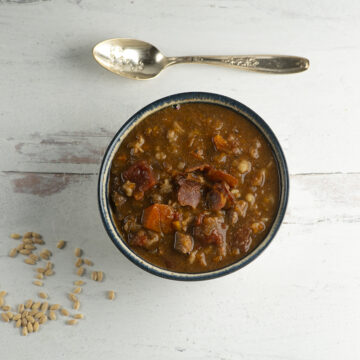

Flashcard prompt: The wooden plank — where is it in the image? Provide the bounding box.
[0,0,359,359]
[0,130,111,174]
[1,171,358,225]
[0,172,359,359]
[0,0,359,175]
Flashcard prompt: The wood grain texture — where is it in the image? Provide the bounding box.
[1,171,358,225]
[0,0,359,359]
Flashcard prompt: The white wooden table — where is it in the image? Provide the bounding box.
[0,1,359,359]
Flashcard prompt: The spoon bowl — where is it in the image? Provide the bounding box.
[93,38,309,80]
[93,38,167,79]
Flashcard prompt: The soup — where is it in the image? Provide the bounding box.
[109,103,279,273]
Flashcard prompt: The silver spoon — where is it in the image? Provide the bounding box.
[93,38,309,80]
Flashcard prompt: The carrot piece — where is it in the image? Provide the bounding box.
[142,205,161,232]
[142,204,174,234]
[213,134,230,152]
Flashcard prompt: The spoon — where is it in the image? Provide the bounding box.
[93,38,309,80]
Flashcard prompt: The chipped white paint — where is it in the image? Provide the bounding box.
[0,0,359,359]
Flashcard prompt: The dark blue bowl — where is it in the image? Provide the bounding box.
[98,92,289,281]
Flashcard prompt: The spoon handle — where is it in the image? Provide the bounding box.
[166,55,309,74]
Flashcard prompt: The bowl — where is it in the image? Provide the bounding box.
[98,92,289,281]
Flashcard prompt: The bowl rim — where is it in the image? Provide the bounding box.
[98,92,289,281]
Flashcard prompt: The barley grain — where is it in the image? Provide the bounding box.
[91,271,98,281]
[34,238,44,245]
[97,271,104,282]
[22,326,28,336]
[32,302,41,310]
[44,269,54,276]
[68,293,77,302]
[73,314,84,319]
[27,322,33,333]
[39,292,48,299]
[50,304,60,310]
[34,312,44,319]
[75,258,83,268]
[9,248,18,257]
[67,319,77,325]
[16,319,21,328]
[83,259,93,266]
[49,311,56,320]
[27,315,35,323]
[25,258,36,265]
[33,321,39,332]
[22,238,33,245]
[73,300,80,310]
[29,253,39,261]
[74,280,85,286]
[29,309,37,316]
[107,290,116,300]
[18,304,25,313]
[57,240,66,249]
[39,316,47,324]
[20,249,32,255]
[77,267,85,276]
[6,311,14,320]
[40,249,52,260]
[74,248,82,257]
[41,302,49,312]
[1,313,9,322]
[60,308,69,316]
[25,300,33,309]
[33,280,43,287]
[10,233,21,239]
[2,305,11,311]
[73,287,82,294]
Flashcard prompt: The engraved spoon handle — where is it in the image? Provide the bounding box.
[166,55,309,74]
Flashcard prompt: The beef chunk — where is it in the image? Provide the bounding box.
[207,186,227,211]
[122,160,156,198]
[233,226,252,253]
[193,216,228,247]
[174,232,194,254]
[207,181,236,211]
[177,178,202,208]
[184,164,238,188]
[129,230,159,250]
[205,167,238,187]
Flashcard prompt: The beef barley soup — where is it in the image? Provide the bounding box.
[109,103,279,273]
